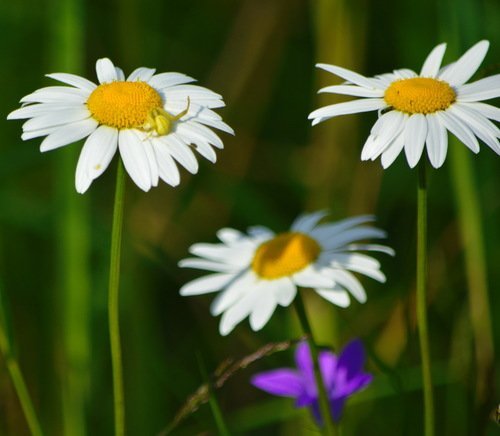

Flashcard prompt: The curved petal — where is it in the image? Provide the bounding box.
[249,290,278,331]
[179,272,236,296]
[95,58,118,84]
[420,43,447,77]
[315,288,351,308]
[75,125,118,193]
[438,40,489,86]
[46,73,97,92]
[404,114,428,168]
[316,63,384,89]
[118,129,153,191]
[425,114,448,168]
[39,118,98,152]
[309,99,386,125]
[251,369,304,398]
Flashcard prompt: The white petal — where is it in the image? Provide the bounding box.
[249,291,278,331]
[23,107,91,131]
[435,110,479,153]
[96,58,118,84]
[216,228,244,244]
[404,114,428,168]
[292,266,335,288]
[425,114,448,168]
[315,288,351,308]
[247,226,275,240]
[141,136,160,188]
[328,253,386,282]
[176,121,224,149]
[20,87,89,104]
[46,73,97,92]
[189,243,254,266]
[361,111,404,160]
[148,72,196,89]
[22,126,60,140]
[150,140,181,187]
[210,272,258,315]
[322,226,387,250]
[291,210,328,232]
[381,133,405,168]
[274,279,297,306]
[118,129,153,191]
[327,269,367,303]
[344,243,395,256]
[180,272,236,296]
[75,125,118,193]
[179,258,240,273]
[439,40,489,86]
[316,63,385,89]
[450,105,500,154]
[127,67,156,82]
[393,69,418,79]
[115,68,125,81]
[309,215,376,241]
[456,74,500,102]
[462,102,500,122]
[8,103,82,120]
[161,135,199,174]
[219,287,263,335]
[318,85,384,98]
[39,118,98,152]
[309,99,386,125]
[420,43,447,77]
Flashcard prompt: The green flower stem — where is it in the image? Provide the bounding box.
[417,162,434,436]
[294,291,337,436]
[0,294,44,436]
[108,159,127,436]
[196,352,231,436]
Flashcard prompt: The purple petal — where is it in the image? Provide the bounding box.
[319,350,337,391]
[343,373,373,396]
[295,392,315,407]
[331,396,348,421]
[251,369,303,398]
[294,341,316,394]
[337,339,366,379]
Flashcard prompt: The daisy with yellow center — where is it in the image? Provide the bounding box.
[308,41,500,168]
[179,211,394,335]
[8,58,233,193]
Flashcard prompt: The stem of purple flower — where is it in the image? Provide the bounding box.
[294,290,337,436]
[417,162,434,436]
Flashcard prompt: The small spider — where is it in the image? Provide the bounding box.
[142,97,191,137]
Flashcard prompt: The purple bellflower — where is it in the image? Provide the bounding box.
[251,339,372,424]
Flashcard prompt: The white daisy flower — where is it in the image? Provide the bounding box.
[8,58,233,193]
[308,40,500,168]
[179,211,394,335]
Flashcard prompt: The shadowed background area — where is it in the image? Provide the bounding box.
[0,0,499,434]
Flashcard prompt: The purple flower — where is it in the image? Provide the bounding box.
[251,339,373,424]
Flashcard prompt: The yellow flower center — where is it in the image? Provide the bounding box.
[251,232,321,280]
[384,77,456,114]
[87,81,190,136]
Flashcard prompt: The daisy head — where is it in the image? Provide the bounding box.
[308,41,500,169]
[179,211,394,335]
[8,58,234,193]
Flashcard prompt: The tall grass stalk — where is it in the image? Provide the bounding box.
[0,286,44,436]
[48,0,90,433]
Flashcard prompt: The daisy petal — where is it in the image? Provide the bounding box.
[404,114,428,168]
[316,64,384,89]
[425,114,448,168]
[249,291,278,331]
[40,118,98,152]
[148,72,196,89]
[435,110,479,153]
[315,288,351,307]
[127,67,156,82]
[309,99,386,125]
[462,102,500,122]
[420,43,447,77]
[318,85,384,98]
[439,40,489,86]
[118,129,153,191]
[95,58,117,84]
[75,125,118,193]
[327,269,367,303]
[291,210,328,232]
[179,273,236,296]
[456,74,500,102]
[219,287,262,335]
[46,73,97,92]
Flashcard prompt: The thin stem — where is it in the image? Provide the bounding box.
[108,159,126,436]
[417,162,434,436]
[196,352,231,436]
[0,292,44,436]
[294,292,336,436]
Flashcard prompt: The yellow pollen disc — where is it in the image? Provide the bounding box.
[87,81,163,130]
[251,232,321,280]
[384,77,456,114]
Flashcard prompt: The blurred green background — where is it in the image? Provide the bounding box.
[0,0,499,434]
